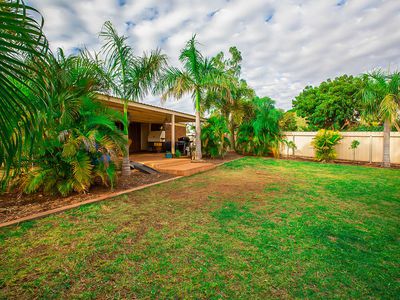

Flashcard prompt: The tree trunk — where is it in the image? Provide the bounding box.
[194,90,202,160]
[195,109,202,160]
[121,101,131,176]
[228,112,235,150]
[382,119,391,168]
[121,141,131,176]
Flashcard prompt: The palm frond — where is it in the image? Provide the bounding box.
[71,152,92,193]
[128,48,167,101]
[0,0,49,187]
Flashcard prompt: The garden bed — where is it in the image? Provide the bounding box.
[0,171,175,223]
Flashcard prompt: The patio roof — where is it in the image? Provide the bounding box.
[97,93,199,124]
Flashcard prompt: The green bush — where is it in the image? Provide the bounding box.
[312,129,342,162]
[175,149,182,158]
[18,51,126,196]
[236,97,282,156]
[201,115,230,158]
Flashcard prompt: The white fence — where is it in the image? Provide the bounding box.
[282,131,400,164]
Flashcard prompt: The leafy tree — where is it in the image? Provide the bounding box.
[236,97,282,156]
[201,115,230,158]
[312,129,342,162]
[361,70,400,167]
[279,110,308,131]
[292,75,364,130]
[0,0,49,188]
[99,21,167,176]
[18,50,125,196]
[156,35,223,161]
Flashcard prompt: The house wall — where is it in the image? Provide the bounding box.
[164,123,187,142]
[282,131,400,164]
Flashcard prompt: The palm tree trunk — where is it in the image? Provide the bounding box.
[228,113,235,150]
[382,119,391,168]
[195,90,202,160]
[121,101,131,176]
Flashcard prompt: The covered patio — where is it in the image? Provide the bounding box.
[97,94,199,156]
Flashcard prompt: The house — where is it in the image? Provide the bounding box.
[97,94,197,155]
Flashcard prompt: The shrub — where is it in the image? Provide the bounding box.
[17,51,125,196]
[175,149,182,158]
[236,97,282,156]
[201,115,230,158]
[312,129,342,162]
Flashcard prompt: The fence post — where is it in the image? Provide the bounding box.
[369,134,373,163]
[293,134,296,156]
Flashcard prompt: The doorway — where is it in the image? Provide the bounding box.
[128,122,141,153]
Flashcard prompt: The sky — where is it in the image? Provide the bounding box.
[27,0,400,114]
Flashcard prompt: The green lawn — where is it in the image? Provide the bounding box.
[1,157,399,299]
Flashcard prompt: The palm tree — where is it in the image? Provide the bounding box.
[362,70,400,167]
[201,115,230,158]
[99,21,167,176]
[236,96,282,156]
[157,35,221,160]
[204,78,254,149]
[0,0,48,187]
[20,49,126,196]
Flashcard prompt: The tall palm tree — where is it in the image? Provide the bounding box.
[157,35,221,160]
[99,21,167,176]
[362,70,400,168]
[0,0,48,187]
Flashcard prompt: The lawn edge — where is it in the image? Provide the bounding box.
[0,157,244,228]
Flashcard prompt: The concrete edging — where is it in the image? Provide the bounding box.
[0,156,244,228]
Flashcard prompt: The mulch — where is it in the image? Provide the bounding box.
[0,153,244,224]
[0,171,175,224]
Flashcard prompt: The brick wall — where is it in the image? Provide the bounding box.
[164,123,187,142]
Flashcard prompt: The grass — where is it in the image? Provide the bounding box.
[1,157,399,299]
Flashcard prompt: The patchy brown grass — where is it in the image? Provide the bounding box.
[0,157,399,299]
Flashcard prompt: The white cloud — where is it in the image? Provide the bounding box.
[28,0,400,113]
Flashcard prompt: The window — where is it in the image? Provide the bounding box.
[151,123,163,131]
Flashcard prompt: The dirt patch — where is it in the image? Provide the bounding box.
[0,171,175,223]
[202,152,243,165]
[156,166,288,215]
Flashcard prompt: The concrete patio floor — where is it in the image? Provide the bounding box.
[130,153,216,176]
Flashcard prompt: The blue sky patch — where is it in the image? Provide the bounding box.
[118,0,126,7]
[337,0,346,7]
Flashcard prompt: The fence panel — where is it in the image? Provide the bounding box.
[282,131,400,164]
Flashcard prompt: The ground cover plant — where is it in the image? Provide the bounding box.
[1,157,399,299]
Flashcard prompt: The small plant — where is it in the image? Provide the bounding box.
[282,139,297,157]
[350,140,360,161]
[175,149,182,158]
[312,129,342,162]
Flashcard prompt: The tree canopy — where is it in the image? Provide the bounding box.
[292,75,364,130]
